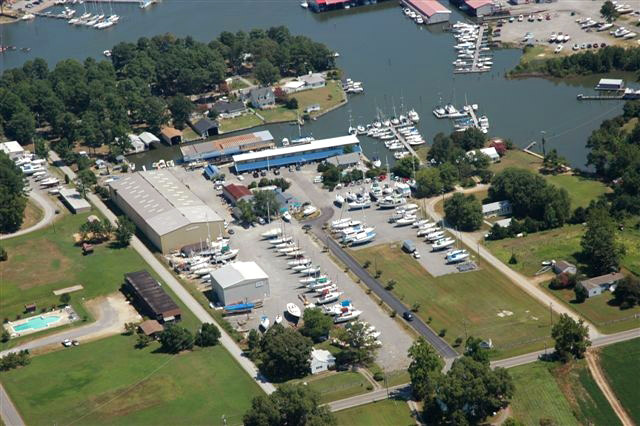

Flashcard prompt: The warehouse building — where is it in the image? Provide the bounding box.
[108,170,224,254]
[180,130,275,163]
[210,261,269,306]
[233,135,361,173]
[402,0,451,24]
[124,270,181,322]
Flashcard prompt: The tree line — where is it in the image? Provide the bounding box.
[0,152,27,234]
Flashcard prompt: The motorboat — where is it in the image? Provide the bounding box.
[312,284,337,295]
[412,219,432,228]
[288,258,311,267]
[408,109,420,122]
[377,196,406,209]
[432,237,456,251]
[446,250,469,264]
[335,194,345,206]
[395,215,416,226]
[348,199,371,210]
[274,315,283,325]
[350,230,376,246]
[303,205,318,216]
[425,230,445,241]
[292,263,313,271]
[261,228,282,239]
[259,316,270,330]
[334,309,362,323]
[300,274,328,285]
[287,250,306,258]
[417,226,437,237]
[372,156,382,168]
[331,217,352,228]
[300,266,320,275]
[282,211,292,222]
[316,291,343,305]
[287,303,302,318]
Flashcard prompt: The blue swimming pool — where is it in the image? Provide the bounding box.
[13,315,61,332]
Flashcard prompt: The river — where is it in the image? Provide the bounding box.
[0,0,625,169]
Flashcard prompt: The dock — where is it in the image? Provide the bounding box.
[467,106,479,128]
[577,94,625,101]
[389,125,424,165]
[454,24,491,74]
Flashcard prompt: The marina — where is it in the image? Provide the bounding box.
[451,22,493,74]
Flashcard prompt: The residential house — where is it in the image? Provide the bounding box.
[212,100,247,119]
[160,127,183,145]
[299,72,326,89]
[482,200,512,217]
[467,147,500,163]
[222,184,254,206]
[579,272,625,298]
[553,261,577,276]
[310,348,336,374]
[249,87,276,109]
[191,118,219,138]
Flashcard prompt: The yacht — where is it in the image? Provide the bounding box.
[316,291,343,305]
[386,142,404,150]
[286,303,302,318]
[335,194,345,206]
[288,257,311,267]
[350,230,376,246]
[312,284,337,295]
[261,228,282,239]
[412,219,432,228]
[372,156,382,168]
[395,215,417,226]
[377,196,406,209]
[432,237,456,251]
[394,151,410,160]
[416,226,437,237]
[446,249,469,264]
[425,230,445,241]
[334,309,362,323]
[271,237,294,246]
[408,109,420,122]
[259,316,270,330]
[348,199,371,210]
[300,274,329,285]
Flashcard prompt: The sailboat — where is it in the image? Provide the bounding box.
[290,115,314,144]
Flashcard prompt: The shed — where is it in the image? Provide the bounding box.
[210,261,270,305]
[282,80,306,94]
[222,184,254,205]
[402,240,416,253]
[59,187,91,214]
[0,141,24,160]
[138,319,164,336]
[124,270,182,322]
[579,272,625,298]
[467,147,500,163]
[553,261,577,276]
[191,118,219,138]
[160,127,183,145]
[482,200,512,217]
[24,303,36,313]
[310,348,336,374]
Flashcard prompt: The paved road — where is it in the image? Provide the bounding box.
[0,383,24,426]
[327,384,411,412]
[423,186,602,340]
[48,152,276,395]
[1,184,57,241]
[310,208,459,360]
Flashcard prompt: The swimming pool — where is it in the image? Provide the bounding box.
[13,315,61,332]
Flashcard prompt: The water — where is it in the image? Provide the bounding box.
[13,315,61,331]
[0,0,625,168]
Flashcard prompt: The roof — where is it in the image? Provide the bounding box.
[161,126,182,138]
[250,87,274,99]
[125,270,181,317]
[311,348,335,363]
[283,80,306,90]
[299,73,325,85]
[224,184,253,200]
[406,0,451,16]
[233,135,360,163]
[138,319,164,335]
[326,152,361,167]
[139,132,160,145]
[555,260,576,271]
[213,100,246,114]
[465,0,493,9]
[598,78,624,86]
[180,131,274,160]
[0,141,23,155]
[495,218,512,228]
[479,147,499,158]
[580,272,625,290]
[482,200,511,213]
[192,118,218,134]
[59,187,91,210]
[210,261,268,289]
[108,170,222,236]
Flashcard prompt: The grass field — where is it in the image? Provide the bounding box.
[218,113,263,133]
[259,81,346,124]
[619,219,640,276]
[334,399,415,426]
[349,244,554,359]
[19,199,44,231]
[0,335,262,426]
[545,175,609,209]
[490,150,542,174]
[290,372,371,404]
[599,338,640,424]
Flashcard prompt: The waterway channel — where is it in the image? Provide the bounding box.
[0,0,626,169]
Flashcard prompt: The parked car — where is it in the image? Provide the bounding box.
[402,311,414,321]
[62,339,72,347]
[302,224,312,231]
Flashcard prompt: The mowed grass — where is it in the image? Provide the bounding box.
[0,335,262,426]
[289,372,370,404]
[335,399,415,426]
[509,362,579,426]
[490,150,542,174]
[350,244,553,359]
[218,112,263,133]
[545,174,609,209]
[619,219,640,276]
[259,80,346,123]
[599,338,640,424]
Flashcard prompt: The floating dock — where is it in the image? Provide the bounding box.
[454,24,491,74]
[389,126,423,165]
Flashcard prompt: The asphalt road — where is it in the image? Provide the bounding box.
[0,384,24,426]
[1,180,57,241]
[327,384,411,412]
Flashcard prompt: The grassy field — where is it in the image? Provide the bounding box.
[0,335,262,426]
[545,174,609,209]
[218,113,263,133]
[291,372,370,404]
[19,199,44,230]
[599,338,640,424]
[181,126,200,142]
[490,150,542,174]
[619,219,640,276]
[334,399,415,426]
[350,244,554,359]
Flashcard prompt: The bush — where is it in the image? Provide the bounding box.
[373,371,384,381]
[0,350,31,371]
[385,280,396,291]
[454,337,463,347]
[439,328,447,337]
[509,253,518,264]
[195,323,221,347]
[411,302,421,312]
[363,260,371,269]
[0,246,6,262]
[390,311,397,318]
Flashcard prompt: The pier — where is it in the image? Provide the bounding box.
[388,125,423,165]
[577,94,625,101]
[453,24,491,74]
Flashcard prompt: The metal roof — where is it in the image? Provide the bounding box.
[180,130,274,159]
[125,270,181,318]
[233,135,360,163]
[482,200,511,214]
[406,0,451,16]
[0,141,23,155]
[210,261,268,289]
[108,170,222,236]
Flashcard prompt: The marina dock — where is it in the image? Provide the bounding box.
[453,24,491,74]
[389,125,423,164]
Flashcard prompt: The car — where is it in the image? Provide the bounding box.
[257,217,266,225]
[228,228,235,235]
[413,251,421,259]
[402,311,414,321]
[295,165,302,171]
[253,171,260,178]
[273,168,280,175]
[593,43,599,48]
[302,224,312,231]
[237,175,244,181]
[509,16,514,22]
[260,170,267,177]
[72,340,79,346]
[62,339,72,347]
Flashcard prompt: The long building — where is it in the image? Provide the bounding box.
[180,130,275,163]
[308,0,390,12]
[233,135,361,173]
[402,0,451,24]
[108,169,224,254]
[124,270,182,322]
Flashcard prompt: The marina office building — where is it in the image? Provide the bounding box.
[232,135,361,173]
[180,130,275,163]
[108,170,224,254]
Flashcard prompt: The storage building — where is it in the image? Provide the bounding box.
[160,127,183,145]
[0,141,24,160]
[59,187,91,213]
[310,348,336,374]
[210,261,270,306]
[108,170,224,254]
[180,131,275,163]
[595,78,625,91]
[482,200,512,217]
[190,118,219,138]
[326,152,361,168]
[222,184,254,205]
[465,0,493,16]
[467,147,500,163]
[403,0,451,24]
[124,270,181,322]
[553,260,577,275]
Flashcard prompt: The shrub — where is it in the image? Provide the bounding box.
[509,253,518,264]
[0,246,7,262]
[373,371,384,381]
[439,328,447,337]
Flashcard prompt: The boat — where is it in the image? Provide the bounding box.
[270,236,293,245]
[446,250,469,264]
[432,237,456,251]
[274,241,294,249]
[282,137,290,146]
[334,309,362,323]
[40,178,60,187]
[348,199,371,210]
[212,248,239,262]
[259,315,270,330]
[303,205,318,216]
[404,203,418,212]
[377,196,406,209]
[372,156,382,168]
[395,215,417,226]
[300,266,320,275]
[274,314,283,325]
[287,303,302,318]
[416,226,437,237]
[300,274,328,284]
[292,263,313,272]
[412,219,432,228]
[316,291,343,305]
[312,284,337,295]
[335,194,345,206]
[287,250,306,258]
[350,230,376,246]
[408,109,420,122]
[425,230,445,241]
[300,1,308,7]
[261,228,282,239]
[394,151,410,160]
[282,211,292,222]
[307,279,333,290]
[288,258,311,267]
[331,217,352,228]
[224,302,255,313]
[277,245,298,254]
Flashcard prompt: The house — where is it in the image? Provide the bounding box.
[299,72,326,89]
[160,126,183,145]
[482,200,512,217]
[210,261,270,305]
[281,80,306,94]
[212,100,247,119]
[489,139,506,156]
[0,141,24,160]
[467,147,500,163]
[464,0,494,16]
[138,319,164,337]
[579,272,625,298]
[249,87,276,109]
[310,348,336,374]
[326,152,360,168]
[274,188,302,212]
[553,260,577,275]
[222,184,253,205]
[191,118,219,138]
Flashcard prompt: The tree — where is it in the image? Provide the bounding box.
[551,314,591,362]
[159,324,194,353]
[76,169,97,197]
[574,283,588,303]
[243,384,336,426]
[168,95,194,130]
[59,293,71,306]
[612,275,640,309]
[253,190,281,220]
[255,59,280,86]
[124,322,138,335]
[0,246,6,262]
[114,215,135,247]
[464,336,490,365]
[1,329,10,343]
[580,206,625,275]
[300,308,332,343]
[391,157,420,179]
[444,193,483,231]
[321,164,341,189]
[601,0,619,22]
[247,328,262,360]
[452,127,487,151]
[136,333,152,349]
[285,97,298,110]
[142,97,169,134]
[194,323,221,347]
[542,149,567,174]
[34,138,49,160]
[415,167,443,198]
[258,324,312,381]
[408,337,443,400]
[5,110,36,144]
[0,152,27,233]
[338,321,378,366]
[236,199,256,224]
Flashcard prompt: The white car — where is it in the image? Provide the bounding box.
[413,251,421,259]
[237,175,244,181]
[62,339,72,347]
[313,175,323,183]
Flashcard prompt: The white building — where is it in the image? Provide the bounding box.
[310,348,336,374]
[467,147,500,163]
[128,134,147,153]
[299,72,326,89]
[139,132,161,147]
[210,261,270,306]
[482,200,512,217]
[0,141,24,160]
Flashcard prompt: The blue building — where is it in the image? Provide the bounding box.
[232,135,361,173]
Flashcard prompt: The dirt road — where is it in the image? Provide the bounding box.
[585,350,634,426]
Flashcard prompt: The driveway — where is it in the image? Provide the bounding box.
[1,180,58,241]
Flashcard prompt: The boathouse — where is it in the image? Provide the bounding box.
[402,0,451,24]
[464,0,494,17]
[180,130,275,163]
[595,78,625,91]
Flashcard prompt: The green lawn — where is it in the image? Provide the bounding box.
[599,338,640,424]
[619,219,640,276]
[258,106,298,123]
[218,112,264,133]
[181,126,200,142]
[510,362,579,426]
[349,244,554,359]
[490,150,542,174]
[292,372,371,404]
[335,399,415,426]
[19,199,44,230]
[545,174,609,209]
[0,335,262,426]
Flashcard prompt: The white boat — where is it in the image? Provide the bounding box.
[316,291,343,305]
[212,249,239,262]
[259,316,270,330]
[282,211,292,222]
[21,13,36,20]
[274,315,283,324]
[412,219,431,228]
[432,238,456,251]
[377,196,406,209]
[274,241,294,249]
[404,203,418,212]
[292,263,313,272]
[306,279,333,290]
[40,178,60,187]
[48,187,62,195]
[277,245,298,254]
[446,250,469,264]
[270,236,293,245]
[408,109,420,122]
[303,205,318,216]
[394,151,410,160]
[334,309,362,323]
[312,284,337,295]
[416,226,437,237]
[331,217,352,228]
[300,274,328,285]
[323,303,344,316]
[300,266,320,275]
[300,1,308,7]
[282,138,290,146]
[194,267,212,276]
[335,194,345,205]
[261,228,282,239]
[395,215,417,226]
[350,230,376,246]
[287,250,306,258]
[348,200,371,210]
[425,230,445,241]
[286,303,301,318]
[288,258,311,267]
[554,45,563,54]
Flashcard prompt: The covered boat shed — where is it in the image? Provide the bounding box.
[403,0,451,24]
[124,270,182,323]
[180,131,275,163]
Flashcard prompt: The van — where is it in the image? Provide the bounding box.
[402,240,416,253]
